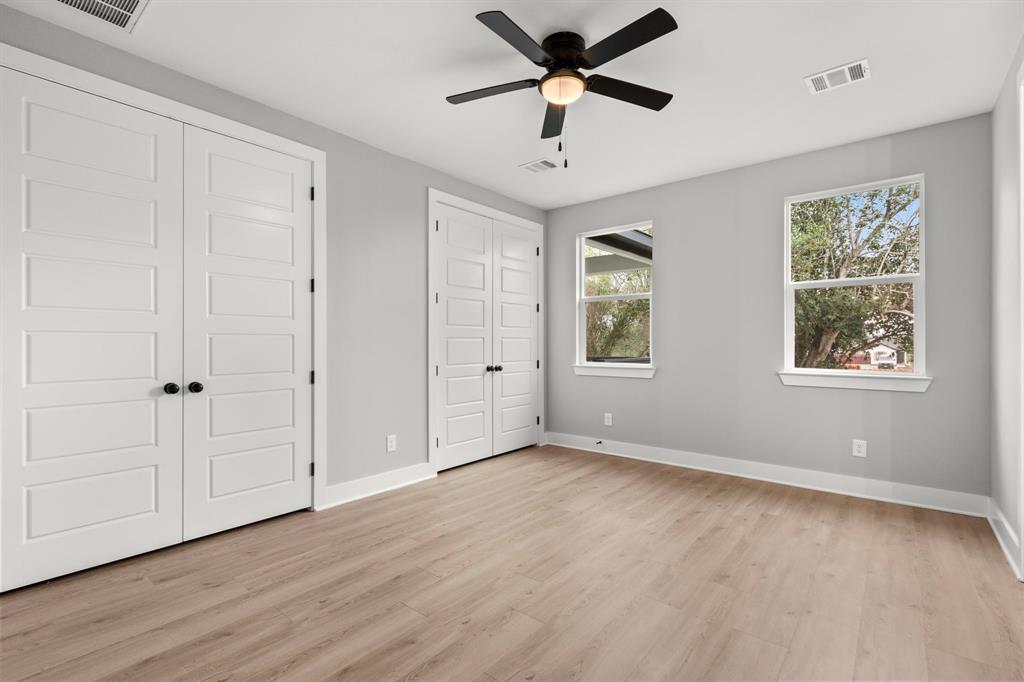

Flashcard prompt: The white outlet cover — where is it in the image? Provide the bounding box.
[386,434,397,453]
[852,439,867,458]
[604,413,613,426]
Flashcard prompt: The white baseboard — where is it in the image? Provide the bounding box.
[313,462,436,511]
[988,499,1023,581]
[545,432,990,518]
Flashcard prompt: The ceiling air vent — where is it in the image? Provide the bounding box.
[804,59,871,95]
[519,158,559,173]
[56,0,151,32]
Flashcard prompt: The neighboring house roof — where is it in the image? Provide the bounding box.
[874,339,903,351]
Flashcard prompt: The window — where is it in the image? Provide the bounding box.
[780,175,932,392]
[574,223,655,378]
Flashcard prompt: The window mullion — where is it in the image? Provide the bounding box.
[582,292,652,303]
[790,273,920,291]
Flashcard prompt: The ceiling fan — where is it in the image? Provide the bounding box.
[446,8,678,139]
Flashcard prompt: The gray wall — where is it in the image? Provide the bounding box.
[0,6,545,486]
[546,115,993,496]
[992,36,1023,541]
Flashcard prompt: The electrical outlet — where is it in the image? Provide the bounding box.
[386,434,397,453]
[604,412,613,427]
[852,439,867,458]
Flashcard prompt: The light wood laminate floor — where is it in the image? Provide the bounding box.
[2,445,1022,681]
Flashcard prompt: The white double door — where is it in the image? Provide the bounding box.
[434,203,540,471]
[0,70,312,590]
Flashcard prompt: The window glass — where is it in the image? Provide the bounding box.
[790,182,920,282]
[786,178,923,376]
[585,299,651,363]
[794,283,914,372]
[579,225,653,366]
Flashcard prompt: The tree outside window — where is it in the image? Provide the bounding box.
[786,177,923,374]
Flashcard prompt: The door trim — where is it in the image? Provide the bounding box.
[427,188,545,468]
[0,42,330,512]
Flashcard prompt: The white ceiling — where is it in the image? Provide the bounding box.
[7,0,1022,210]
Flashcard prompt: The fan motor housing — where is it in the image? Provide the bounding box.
[540,32,586,69]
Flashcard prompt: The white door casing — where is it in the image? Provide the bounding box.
[492,220,540,454]
[434,203,494,471]
[0,70,184,590]
[182,126,313,540]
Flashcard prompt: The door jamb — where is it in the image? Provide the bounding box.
[427,188,545,469]
[0,43,330,511]
[1016,62,1024,577]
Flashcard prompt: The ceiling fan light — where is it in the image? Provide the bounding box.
[540,73,585,105]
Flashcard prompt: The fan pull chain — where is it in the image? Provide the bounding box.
[563,122,568,169]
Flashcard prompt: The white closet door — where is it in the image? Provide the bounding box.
[492,221,540,454]
[435,204,494,470]
[0,69,184,591]
[182,126,312,540]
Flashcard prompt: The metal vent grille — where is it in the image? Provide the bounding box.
[518,158,559,173]
[57,0,150,31]
[804,59,871,95]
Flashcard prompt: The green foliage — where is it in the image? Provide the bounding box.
[790,183,920,281]
[791,183,919,369]
[584,247,651,361]
[586,298,651,361]
[794,284,914,368]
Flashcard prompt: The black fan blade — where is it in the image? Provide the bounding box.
[541,103,565,139]
[477,11,553,66]
[586,75,673,111]
[579,8,678,69]
[447,79,539,104]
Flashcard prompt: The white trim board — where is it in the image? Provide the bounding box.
[1015,61,1024,586]
[989,499,1023,581]
[545,432,990,517]
[313,463,437,511]
[0,42,331,512]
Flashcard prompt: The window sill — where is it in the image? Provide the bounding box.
[777,370,932,393]
[573,364,657,379]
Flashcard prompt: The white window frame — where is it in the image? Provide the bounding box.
[574,221,656,379]
[778,174,932,392]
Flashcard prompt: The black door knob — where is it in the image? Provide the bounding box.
[485,365,494,372]
[495,365,504,372]
[188,381,204,394]
[163,382,180,395]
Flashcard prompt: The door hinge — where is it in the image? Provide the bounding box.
[536,416,540,425]
[435,292,439,304]
[310,278,315,293]
[536,303,540,312]
[310,186,315,201]
[536,246,540,256]
[310,462,315,477]
[310,370,315,384]
[435,365,438,376]
[435,220,439,232]
[536,359,540,369]
[436,437,439,448]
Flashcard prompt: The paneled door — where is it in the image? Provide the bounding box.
[492,221,540,454]
[432,199,540,471]
[182,126,313,540]
[434,204,494,470]
[0,69,184,590]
